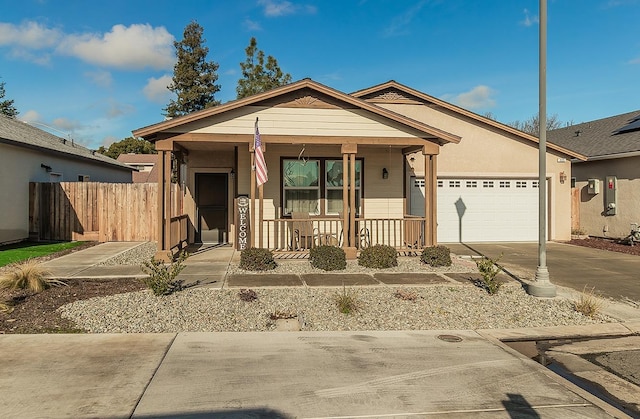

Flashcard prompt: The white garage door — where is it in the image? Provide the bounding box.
[410,177,541,242]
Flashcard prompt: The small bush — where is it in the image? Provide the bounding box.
[420,246,452,267]
[475,254,503,295]
[309,245,346,271]
[358,244,397,269]
[238,288,258,302]
[335,285,359,315]
[239,247,277,271]
[140,251,188,296]
[574,286,604,318]
[0,259,65,293]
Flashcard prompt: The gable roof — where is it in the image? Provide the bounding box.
[133,78,461,145]
[351,80,586,160]
[117,153,158,183]
[0,115,133,171]
[547,110,640,160]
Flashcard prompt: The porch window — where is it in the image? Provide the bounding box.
[283,159,320,215]
[325,159,361,215]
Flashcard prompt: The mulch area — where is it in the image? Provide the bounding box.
[568,237,640,257]
[1,237,638,334]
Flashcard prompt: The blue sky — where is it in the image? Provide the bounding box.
[1,0,638,150]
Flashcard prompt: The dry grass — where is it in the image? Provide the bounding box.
[574,286,605,318]
[0,260,65,293]
[0,300,12,314]
[335,285,360,315]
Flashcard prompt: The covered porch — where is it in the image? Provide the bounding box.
[132,79,460,259]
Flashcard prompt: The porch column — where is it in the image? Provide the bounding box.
[249,143,256,248]
[423,148,438,247]
[341,144,357,259]
[155,150,172,260]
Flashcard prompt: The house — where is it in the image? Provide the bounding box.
[0,115,134,244]
[117,153,159,183]
[132,79,583,258]
[548,111,640,239]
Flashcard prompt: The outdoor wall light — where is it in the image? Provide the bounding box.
[41,163,52,173]
[230,168,235,178]
[559,171,567,184]
[382,168,389,179]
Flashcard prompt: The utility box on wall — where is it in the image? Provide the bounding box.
[587,178,600,195]
[605,176,617,216]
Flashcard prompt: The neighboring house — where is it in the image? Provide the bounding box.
[117,153,159,183]
[132,79,582,257]
[548,111,640,239]
[0,115,134,244]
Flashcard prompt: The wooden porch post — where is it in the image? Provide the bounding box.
[249,143,256,248]
[156,150,165,257]
[155,150,173,260]
[423,149,438,247]
[341,144,357,259]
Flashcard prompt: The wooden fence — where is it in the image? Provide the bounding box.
[29,182,182,242]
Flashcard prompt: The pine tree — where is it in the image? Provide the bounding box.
[164,21,220,118]
[236,37,292,99]
[0,80,18,118]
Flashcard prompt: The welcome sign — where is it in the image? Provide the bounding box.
[236,195,250,250]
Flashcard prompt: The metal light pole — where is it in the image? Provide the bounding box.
[529,0,556,297]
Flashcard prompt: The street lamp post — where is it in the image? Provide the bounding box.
[529,0,556,298]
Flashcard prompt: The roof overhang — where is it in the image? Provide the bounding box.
[133,79,461,146]
[352,80,587,161]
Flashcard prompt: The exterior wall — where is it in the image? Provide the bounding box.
[181,106,419,138]
[572,155,640,239]
[0,143,132,244]
[381,103,573,241]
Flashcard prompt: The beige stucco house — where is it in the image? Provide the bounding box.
[0,115,133,244]
[133,79,583,258]
[548,111,640,239]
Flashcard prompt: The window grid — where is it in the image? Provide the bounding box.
[466,181,478,188]
[499,181,511,188]
[483,181,494,188]
[449,180,461,188]
[516,181,527,188]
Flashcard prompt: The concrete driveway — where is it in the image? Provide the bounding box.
[446,242,640,302]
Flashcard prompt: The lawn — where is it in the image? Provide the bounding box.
[0,241,88,267]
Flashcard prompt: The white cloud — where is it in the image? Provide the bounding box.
[258,0,317,17]
[52,117,82,132]
[20,110,42,123]
[520,8,539,27]
[449,85,496,110]
[85,70,113,88]
[383,0,427,37]
[143,74,173,103]
[0,21,175,70]
[244,18,262,31]
[630,57,640,64]
[0,21,62,48]
[57,24,175,70]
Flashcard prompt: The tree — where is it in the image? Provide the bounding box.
[508,113,564,136]
[0,80,18,118]
[97,137,156,159]
[236,37,292,99]
[164,21,221,118]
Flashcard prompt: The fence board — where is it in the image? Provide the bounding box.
[28,182,173,243]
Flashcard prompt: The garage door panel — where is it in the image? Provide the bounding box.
[410,177,541,243]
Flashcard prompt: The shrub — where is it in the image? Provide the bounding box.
[309,245,346,271]
[574,286,604,318]
[335,285,359,315]
[420,246,452,267]
[0,259,65,293]
[239,247,277,271]
[140,251,188,296]
[475,254,503,295]
[358,244,397,269]
[238,288,258,302]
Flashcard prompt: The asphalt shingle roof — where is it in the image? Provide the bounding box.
[0,115,132,171]
[548,110,640,159]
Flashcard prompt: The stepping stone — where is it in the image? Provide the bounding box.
[226,274,303,287]
[302,274,377,287]
[374,273,447,285]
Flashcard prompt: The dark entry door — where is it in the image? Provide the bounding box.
[195,173,228,244]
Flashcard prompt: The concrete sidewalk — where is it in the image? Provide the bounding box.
[2,327,638,418]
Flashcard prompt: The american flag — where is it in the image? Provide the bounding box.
[254,119,268,186]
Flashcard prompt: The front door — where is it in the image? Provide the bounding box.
[196,173,228,244]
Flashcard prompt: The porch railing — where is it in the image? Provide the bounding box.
[170,214,188,250]
[262,216,426,252]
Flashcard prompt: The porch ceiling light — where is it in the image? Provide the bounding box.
[382,168,389,179]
